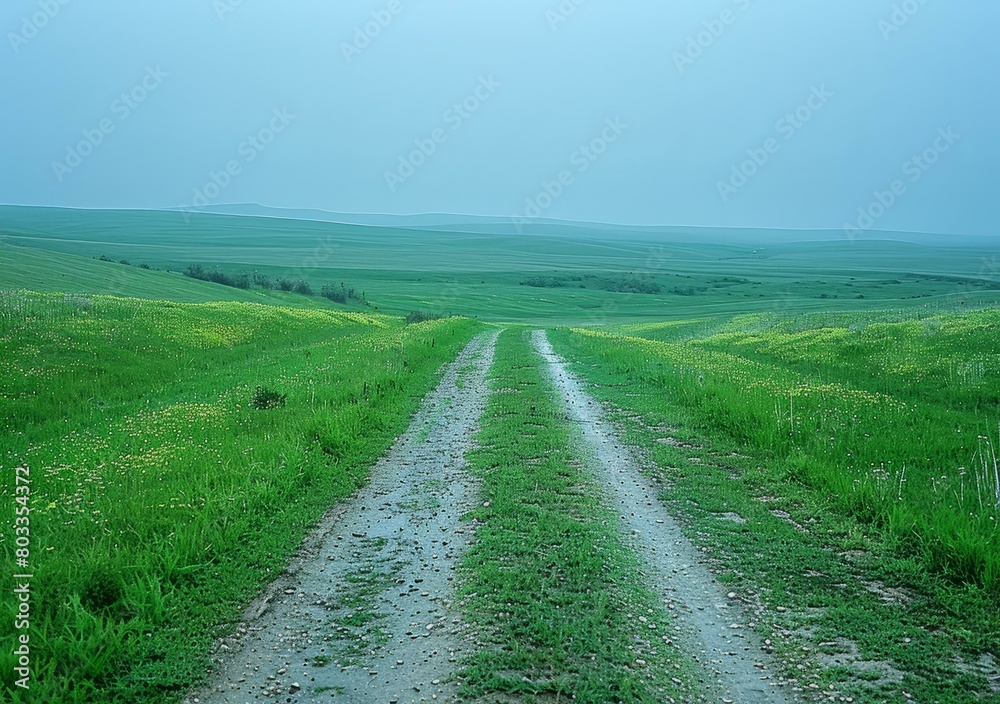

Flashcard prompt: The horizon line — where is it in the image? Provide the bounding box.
[1,201,992,240]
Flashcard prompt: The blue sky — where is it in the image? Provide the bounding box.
[2,0,997,235]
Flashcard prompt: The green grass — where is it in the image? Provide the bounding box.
[3,204,1000,701]
[3,205,999,324]
[555,311,1000,591]
[455,329,695,702]
[0,243,360,308]
[0,291,482,703]
[547,316,1000,702]
[324,566,397,665]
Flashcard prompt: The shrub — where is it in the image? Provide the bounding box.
[405,310,443,325]
[321,284,347,304]
[603,275,661,295]
[521,276,565,288]
[182,265,351,301]
[321,282,363,304]
[251,386,287,410]
[206,270,235,287]
[253,273,274,289]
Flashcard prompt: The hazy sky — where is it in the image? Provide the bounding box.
[2,1,997,235]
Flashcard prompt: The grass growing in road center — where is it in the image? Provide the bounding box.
[455,329,694,703]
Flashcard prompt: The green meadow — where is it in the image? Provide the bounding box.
[545,309,1000,700]
[1,206,999,702]
[0,290,480,702]
[2,205,999,323]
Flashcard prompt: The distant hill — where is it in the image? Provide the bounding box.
[163,202,994,247]
[2,205,997,323]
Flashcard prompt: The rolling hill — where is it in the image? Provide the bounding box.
[1,205,998,323]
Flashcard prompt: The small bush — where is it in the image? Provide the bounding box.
[521,276,565,288]
[80,563,124,613]
[251,386,287,410]
[253,273,274,289]
[321,282,362,304]
[182,265,363,302]
[206,270,236,287]
[603,275,661,295]
[322,285,347,304]
[405,311,443,325]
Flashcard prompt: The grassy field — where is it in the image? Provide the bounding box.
[2,206,999,702]
[547,310,1000,701]
[0,243,371,310]
[0,291,481,702]
[567,310,1000,589]
[3,206,999,323]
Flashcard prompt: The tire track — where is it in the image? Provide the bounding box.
[188,329,499,704]
[532,329,791,704]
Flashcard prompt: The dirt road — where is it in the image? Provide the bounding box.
[188,330,499,704]
[532,330,792,704]
[188,327,792,703]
